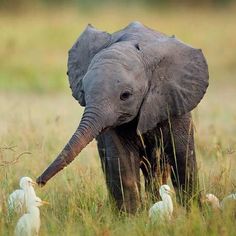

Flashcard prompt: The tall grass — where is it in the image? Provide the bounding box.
[0,5,236,236]
[0,88,235,235]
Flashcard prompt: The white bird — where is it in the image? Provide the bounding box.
[15,196,49,236]
[8,177,37,214]
[149,185,174,223]
[204,193,236,210]
[220,193,236,210]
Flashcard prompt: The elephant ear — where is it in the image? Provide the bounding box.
[67,24,111,106]
[137,37,209,134]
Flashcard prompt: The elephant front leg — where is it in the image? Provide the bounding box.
[169,149,198,209]
[140,134,170,202]
[106,156,141,214]
[97,131,141,214]
[166,113,199,210]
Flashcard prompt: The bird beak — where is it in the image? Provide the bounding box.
[168,189,175,195]
[41,200,50,205]
[30,181,37,186]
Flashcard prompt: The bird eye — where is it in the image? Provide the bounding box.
[120,91,132,101]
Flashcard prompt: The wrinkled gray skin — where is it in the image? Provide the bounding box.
[37,22,209,213]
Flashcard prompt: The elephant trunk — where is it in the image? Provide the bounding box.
[36,106,104,186]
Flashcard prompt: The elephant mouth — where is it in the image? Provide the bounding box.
[100,126,110,134]
[117,112,133,124]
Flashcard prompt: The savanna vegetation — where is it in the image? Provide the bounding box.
[0,2,236,235]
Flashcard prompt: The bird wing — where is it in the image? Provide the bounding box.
[149,202,162,218]
[149,201,172,223]
[8,190,25,214]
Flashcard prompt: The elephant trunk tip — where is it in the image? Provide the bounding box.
[36,177,46,187]
[36,107,104,186]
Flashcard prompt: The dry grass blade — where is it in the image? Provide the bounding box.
[0,145,17,152]
[0,151,31,167]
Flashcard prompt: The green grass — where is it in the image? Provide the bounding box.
[0,88,235,235]
[0,5,236,236]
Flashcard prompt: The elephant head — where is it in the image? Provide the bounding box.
[37,22,208,186]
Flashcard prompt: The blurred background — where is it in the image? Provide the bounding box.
[0,0,235,92]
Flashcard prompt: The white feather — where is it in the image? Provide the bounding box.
[15,197,44,236]
[8,177,37,214]
[149,185,174,223]
[205,193,236,210]
[8,189,25,214]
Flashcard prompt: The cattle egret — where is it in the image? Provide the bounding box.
[221,193,236,210]
[149,185,174,223]
[8,177,37,214]
[204,193,236,210]
[204,193,220,210]
[15,196,49,236]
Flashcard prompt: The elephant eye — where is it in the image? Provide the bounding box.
[120,91,132,101]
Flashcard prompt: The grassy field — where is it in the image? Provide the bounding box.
[0,5,236,236]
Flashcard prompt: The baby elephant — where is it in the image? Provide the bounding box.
[37,22,209,213]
